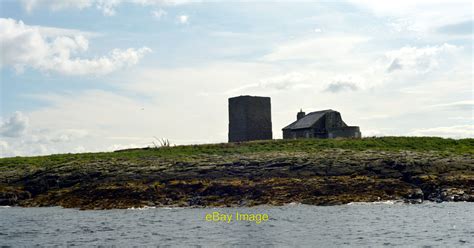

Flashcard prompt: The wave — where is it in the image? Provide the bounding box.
[127,206,157,210]
[346,200,405,205]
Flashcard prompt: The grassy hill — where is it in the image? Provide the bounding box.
[0,137,473,209]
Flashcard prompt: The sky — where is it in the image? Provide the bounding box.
[0,0,473,157]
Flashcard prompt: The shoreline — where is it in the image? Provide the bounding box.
[1,200,473,211]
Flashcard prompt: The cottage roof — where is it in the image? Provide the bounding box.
[282,109,335,130]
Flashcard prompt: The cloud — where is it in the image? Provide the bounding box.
[430,100,474,111]
[323,74,367,93]
[151,9,167,19]
[225,69,371,96]
[313,28,322,33]
[349,0,472,34]
[96,0,121,16]
[409,125,474,138]
[0,112,29,138]
[386,58,403,72]
[0,110,89,156]
[258,72,312,90]
[358,114,390,120]
[0,88,228,157]
[21,0,94,13]
[324,81,359,93]
[224,72,314,96]
[261,35,368,62]
[0,128,89,157]
[0,140,9,157]
[178,15,189,24]
[437,20,473,35]
[384,43,462,74]
[20,0,195,16]
[38,129,89,143]
[362,128,390,137]
[0,18,151,75]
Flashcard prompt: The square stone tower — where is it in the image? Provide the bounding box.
[228,95,272,142]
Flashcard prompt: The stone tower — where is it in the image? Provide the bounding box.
[228,95,272,142]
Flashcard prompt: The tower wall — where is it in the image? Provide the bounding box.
[228,96,272,142]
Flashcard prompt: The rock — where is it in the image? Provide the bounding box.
[0,147,472,209]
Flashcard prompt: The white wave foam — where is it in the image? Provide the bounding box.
[347,200,404,205]
[286,202,302,206]
[127,206,156,210]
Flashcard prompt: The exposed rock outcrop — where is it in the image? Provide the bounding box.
[1,148,472,210]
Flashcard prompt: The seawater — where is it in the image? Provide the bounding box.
[1,202,473,247]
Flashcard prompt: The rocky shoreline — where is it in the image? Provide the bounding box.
[1,146,473,210]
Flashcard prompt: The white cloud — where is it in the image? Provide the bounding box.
[349,0,472,33]
[225,72,313,95]
[21,0,94,13]
[0,112,29,138]
[21,0,196,16]
[96,0,121,16]
[261,35,369,62]
[2,129,90,157]
[259,72,313,90]
[151,9,167,19]
[139,0,197,4]
[0,141,9,157]
[0,88,226,157]
[227,72,369,96]
[39,129,89,143]
[178,15,189,24]
[362,128,389,137]
[430,100,474,111]
[107,143,143,151]
[50,47,152,75]
[358,115,391,122]
[384,43,462,74]
[0,111,89,156]
[0,18,151,75]
[409,125,474,138]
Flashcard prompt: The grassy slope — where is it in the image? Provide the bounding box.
[1,137,473,166]
[0,136,472,181]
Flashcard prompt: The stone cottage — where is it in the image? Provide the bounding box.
[282,109,361,139]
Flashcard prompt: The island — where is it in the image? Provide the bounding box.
[0,137,473,210]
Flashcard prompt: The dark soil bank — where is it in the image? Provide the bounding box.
[1,138,473,209]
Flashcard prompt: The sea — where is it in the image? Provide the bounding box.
[1,202,473,247]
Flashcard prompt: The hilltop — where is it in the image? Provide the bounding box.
[0,137,473,209]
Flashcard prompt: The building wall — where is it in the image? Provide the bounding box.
[228,96,272,142]
[283,129,315,139]
[284,126,360,139]
[327,126,361,138]
[324,111,346,128]
[283,128,332,139]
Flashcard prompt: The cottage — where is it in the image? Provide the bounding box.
[282,109,361,139]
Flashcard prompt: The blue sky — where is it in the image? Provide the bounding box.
[0,0,472,157]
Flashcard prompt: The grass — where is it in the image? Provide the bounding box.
[0,137,473,171]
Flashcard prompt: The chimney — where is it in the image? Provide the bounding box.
[297,109,305,120]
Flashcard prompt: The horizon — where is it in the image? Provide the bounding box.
[1,0,473,157]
